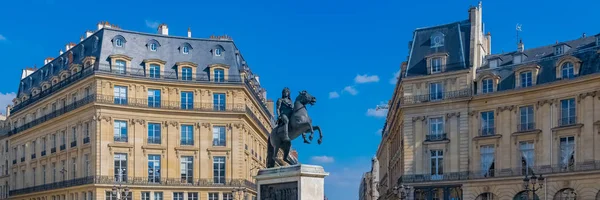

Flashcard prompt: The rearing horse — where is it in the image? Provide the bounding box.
[266,90,323,168]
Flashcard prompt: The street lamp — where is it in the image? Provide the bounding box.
[522,173,544,200]
[111,184,131,200]
[392,185,411,200]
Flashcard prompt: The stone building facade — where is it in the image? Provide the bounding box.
[0,22,290,200]
[377,2,600,200]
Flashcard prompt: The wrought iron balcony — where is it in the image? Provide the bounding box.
[180,140,194,146]
[401,89,471,105]
[95,94,246,112]
[147,137,161,145]
[31,154,36,160]
[425,133,447,141]
[517,122,536,132]
[479,127,496,136]
[50,147,56,154]
[114,136,128,143]
[83,137,90,144]
[70,141,77,148]
[60,144,66,151]
[558,116,577,127]
[41,150,46,157]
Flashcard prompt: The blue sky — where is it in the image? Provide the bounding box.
[0,0,598,199]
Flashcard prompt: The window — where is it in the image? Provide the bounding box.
[482,78,493,94]
[489,59,499,68]
[115,39,123,47]
[114,153,127,182]
[182,67,192,81]
[430,150,443,180]
[480,111,495,136]
[150,43,157,51]
[208,193,219,200]
[149,64,161,78]
[148,155,161,183]
[174,192,184,200]
[181,91,194,110]
[141,192,150,200]
[429,82,443,101]
[560,136,575,171]
[84,122,90,139]
[555,46,564,55]
[31,140,36,155]
[520,71,532,88]
[106,191,117,200]
[52,162,56,182]
[213,156,226,184]
[520,141,534,175]
[560,98,576,126]
[71,126,77,143]
[42,165,46,184]
[188,193,198,200]
[32,167,36,185]
[223,193,233,200]
[84,154,90,176]
[60,132,65,147]
[213,126,226,146]
[114,60,126,74]
[183,46,189,54]
[519,106,534,131]
[154,192,163,200]
[430,32,444,47]
[181,125,193,145]
[215,48,222,56]
[148,89,161,108]
[427,117,444,141]
[113,86,128,105]
[72,158,77,178]
[213,93,226,111]
[431,57,442,73]
[114,120,128,142]
[180,156,193,183]
[214,69,225,82]
[561,62,574,79]
[147,123,161,144]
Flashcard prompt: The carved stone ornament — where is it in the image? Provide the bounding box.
[411,116,426,122]
[578,91,597,102]
[100,116,112,122]
[135,119,146,125]
[201,123,211,128]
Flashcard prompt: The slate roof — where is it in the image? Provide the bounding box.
[478,35,600,92]
[405,20,471,77]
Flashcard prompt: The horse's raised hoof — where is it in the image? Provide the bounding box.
[309,135,314,141]
[318,139,323,144]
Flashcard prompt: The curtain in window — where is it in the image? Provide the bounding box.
[560,141,575,170]
[480,146,495,177]
[520,142,535,175]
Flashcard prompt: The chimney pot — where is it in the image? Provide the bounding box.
[59,50,64,55]
[158,23,169,35]
[86,30,94,38]
[187,27,192,38]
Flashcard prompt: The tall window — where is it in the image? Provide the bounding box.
[114,153,127,182]
[482,78,493,94]
[42,165,46,184]
[174,193,184,200]
[429,82,443,101]
[188,193,198,200]
[31,140,36,155]
[182,67,192,81]
[84,122,90,140]
[213,156,226,184]
[149,64,160,78]
[148,155,161,183]
[154,192,163,200]
[208,193,219,200]
[214,69,225,82]
[560,98,576,126]
[213,126,226,146]
[561,62,574,79]
[213,93,226,111]
[52,134,56,148]
[114,60,126,74]
[71,126,77,144]
[60,132,65,147]
[181,125,193,145]
[428,117,444,141]
[141,192,150,200]
[430,150,444,180]
[114,120,128,142]
[180,156,193,183]
[431,57,442,73]
[520,141,535,175]
[113,86,128,105]
[520,71,532,88]
[519,106,534,131]
[181,91,194,110]
[147,123,161,144]
[72,158,77,178]
[84,154,90,176]
[480,111,495,136]
[223,193,233,200]
[560,136,575,171]
[148,89,161,108]
[52,162,56,182]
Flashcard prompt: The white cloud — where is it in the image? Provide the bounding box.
[145,20,160,29]
[343,86,358,95]
[328,91,340,99]
[0,34,6,41]
[0,92,16,115]
[389,70,400,84]
[354,74,380,84]
[311,156,335,164]
[366,108,387,118]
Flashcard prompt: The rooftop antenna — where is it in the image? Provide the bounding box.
[516,23,523,46]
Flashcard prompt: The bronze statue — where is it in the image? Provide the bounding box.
[267,89,323,168]
[276,88,293,142]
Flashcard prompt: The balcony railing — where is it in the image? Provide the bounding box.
[180,140,194,146]
[400,160,600,183]
[479,127,496,136]
[83,137,90,144]
[70,141,77,148]
[147,137,161,145]
[9,176,257,196]
[114,136,128,143]
[41,150,46,157]
[59,144,66,151]
[50,147,56,154]
[425,133,447,141]
[517,122,536,132]
[400,89,471,105]
[31,154,36,160]
[558,116,577,127]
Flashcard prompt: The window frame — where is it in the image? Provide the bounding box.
[113,120,128,142]
[430,150,444,180]
[213,126,227,147]
[114,153,127,182]
[213,93,226,111]
[181,91,194,110]
[520,71,533,88]
[180,156,193,183]
[148,89,161,108]
[148,154,161,183]
[481,78,494,94]
[147,123,162,144]
[181,125,194,146]
[429,82,443,101]
[213,156,226,184]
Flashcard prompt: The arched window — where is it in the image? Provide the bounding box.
[215,48,222,56]
[147,39,161,52]
[181,42,192,55]
[482,78,494,94]
[554,188,576,200]
[514,191,539,200]
[561,62,574,79]
[150,43,157,51]
[183,46,189,54]
[476,192,498,200]
[431,32,445,48]
[115,38,123,47]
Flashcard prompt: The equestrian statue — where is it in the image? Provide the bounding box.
[266,88,323,168]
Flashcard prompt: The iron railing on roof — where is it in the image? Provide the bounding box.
[400,89,471,105]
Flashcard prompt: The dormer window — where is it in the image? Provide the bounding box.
[561,62,574,79]
[147,39,161,52]
[555,56,582,79]
[430,32,444,48]
[215,48,222,56]
[431,58,442,73]
[554,43,571,56]
[112,35,126,48]
[512,52,527,65]
[115,39,123,47]
[520,71,532,88]
[150,43,157,51]
[555,46,563,55]
[181,42,192,55]
[426,53,448,74]
[488,57,502,69]
[183,46,189,54]
[482,78,493,94]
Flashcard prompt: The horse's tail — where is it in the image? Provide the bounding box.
[267,137,275,167]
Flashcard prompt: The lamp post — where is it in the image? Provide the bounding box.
[392,185,411,200]
[111,184,131,200]
[522,173,544,200]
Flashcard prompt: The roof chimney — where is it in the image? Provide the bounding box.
[65,42,76,51]
[187,27,192,38]
[582,33,586,38]
[517,39,524,52]
[158,23,168,35]
[97,21,104,30]
[44,57,54,65]
[85,30,94,38]
[80,36,84,42]
[59,49,64,55]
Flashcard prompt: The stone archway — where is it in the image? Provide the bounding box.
[553,188,576,200]
[475,192,498,200]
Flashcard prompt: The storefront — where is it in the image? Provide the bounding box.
[413,185,462,200]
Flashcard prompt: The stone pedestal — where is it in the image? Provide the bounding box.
[256,164,329,200]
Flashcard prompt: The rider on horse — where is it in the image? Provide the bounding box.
[276,87,293,142]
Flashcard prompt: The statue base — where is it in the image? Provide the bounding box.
[256,164,329,200]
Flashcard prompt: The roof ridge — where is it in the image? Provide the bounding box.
[487,35,596,57]
[414,20,469,32]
